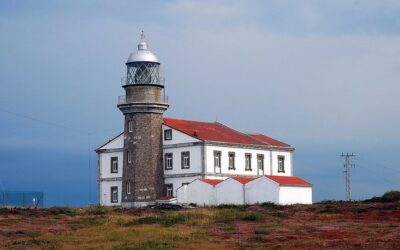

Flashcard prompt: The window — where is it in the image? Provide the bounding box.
[214,151,221,173]
[128,120,133,132]
[278,156,285,173]
[245,153,252,171]
[166,184,173,197]
[257,154,264,170]
[164,129,172,140]
[126,182,131,195]
[228,152,235,170]
[111,157,118,173]
[111,186,118,203]
[165,153,173,170]
[181,151,190,169]
[127,151,132,163]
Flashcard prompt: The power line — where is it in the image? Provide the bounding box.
[0,107,122,205]
[0,107,121,135]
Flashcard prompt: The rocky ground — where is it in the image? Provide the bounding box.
[0,202,399,249]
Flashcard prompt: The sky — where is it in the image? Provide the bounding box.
[0,0,399,207]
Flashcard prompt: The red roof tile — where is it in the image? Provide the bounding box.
[265,175,312,187]
[232,176,256,184]
[163,118,290,148]
[247,134,291,147]
[200,179,223,186]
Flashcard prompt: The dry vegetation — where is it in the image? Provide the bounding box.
[0,201,400,249]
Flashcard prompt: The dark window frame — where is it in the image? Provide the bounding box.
[128,120,133,133]
[126,182,131,195]
[127,151,132,164]
[164,129,172,140]
[245,153,252,171]
[228,152,236,170]
[111,186,118,203]
[181,151,190,169]
[278,155,285,173]
[164,153,173,170]
[214,150,222,173]
[110,156,118,173]
[257,154,264,171]
[166,184,174,197]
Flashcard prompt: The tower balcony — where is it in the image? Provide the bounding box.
[121,76,165,87]
[118,94,168,105]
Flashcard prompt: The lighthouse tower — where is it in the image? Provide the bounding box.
[118,32,169,207]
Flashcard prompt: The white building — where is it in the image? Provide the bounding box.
[96,117,312,206]
[96,33,312,207]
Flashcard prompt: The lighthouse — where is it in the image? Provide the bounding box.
[117,32,169,207]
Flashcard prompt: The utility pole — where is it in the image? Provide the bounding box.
[341,153,355,201]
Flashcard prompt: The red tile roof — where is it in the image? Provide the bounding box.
[265,175,312,187]
[200,179,223,186]
[247,134,290,147]
[163,118,291,148]
[232,176,256,184]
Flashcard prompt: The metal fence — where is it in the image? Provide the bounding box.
[0,191,44,208]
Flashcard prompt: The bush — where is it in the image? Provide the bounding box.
[113,241,172,250]
[364,190,400,203]
[86,205,108,215]
[241,212,264,222]
[125,213,189,227]
[382,191,400,202]
[48,207,78,216]
[260,202,282,210]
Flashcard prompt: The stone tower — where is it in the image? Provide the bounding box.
[118,32,169,207]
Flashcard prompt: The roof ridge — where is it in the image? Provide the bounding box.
[215,122,269,146]
[247,133,292,148]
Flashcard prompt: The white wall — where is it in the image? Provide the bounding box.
[164,175,202,196]
[99,133,123,150]
[162,125,200,145]
[216,178,244,205]
[245,176,279,204]
[177,180,217,206]
[279,186,312,205]
[99,151,123,179]
[271,151,293,176]
[163,145,202,176]
[100,180,122,206]
[205,145,292,176]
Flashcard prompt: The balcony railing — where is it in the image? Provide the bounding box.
[121,77,165,86]
[118,94,168,105]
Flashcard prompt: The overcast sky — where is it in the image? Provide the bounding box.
[0,0,399,206]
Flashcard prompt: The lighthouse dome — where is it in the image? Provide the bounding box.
[126,32,159,64]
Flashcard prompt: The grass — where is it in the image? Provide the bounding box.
[0,202,399,249]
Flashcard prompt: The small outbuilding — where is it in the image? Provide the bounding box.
[176,175,312,206]
[176,178,222,206]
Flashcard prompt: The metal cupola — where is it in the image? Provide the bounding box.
[125,31,162,86]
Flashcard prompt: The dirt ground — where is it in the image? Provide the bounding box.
[0,202,399,249]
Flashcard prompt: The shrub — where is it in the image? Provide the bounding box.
[48,207,78,216]
[364,190,400,203]
[382,191,400,202]
[241,212,264,222]
[213,209,240,223]
[113,241,172,250]
[125,213,190,227]
[86,205,108,215]
[254,229,271,235]
[260,202,282,210]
